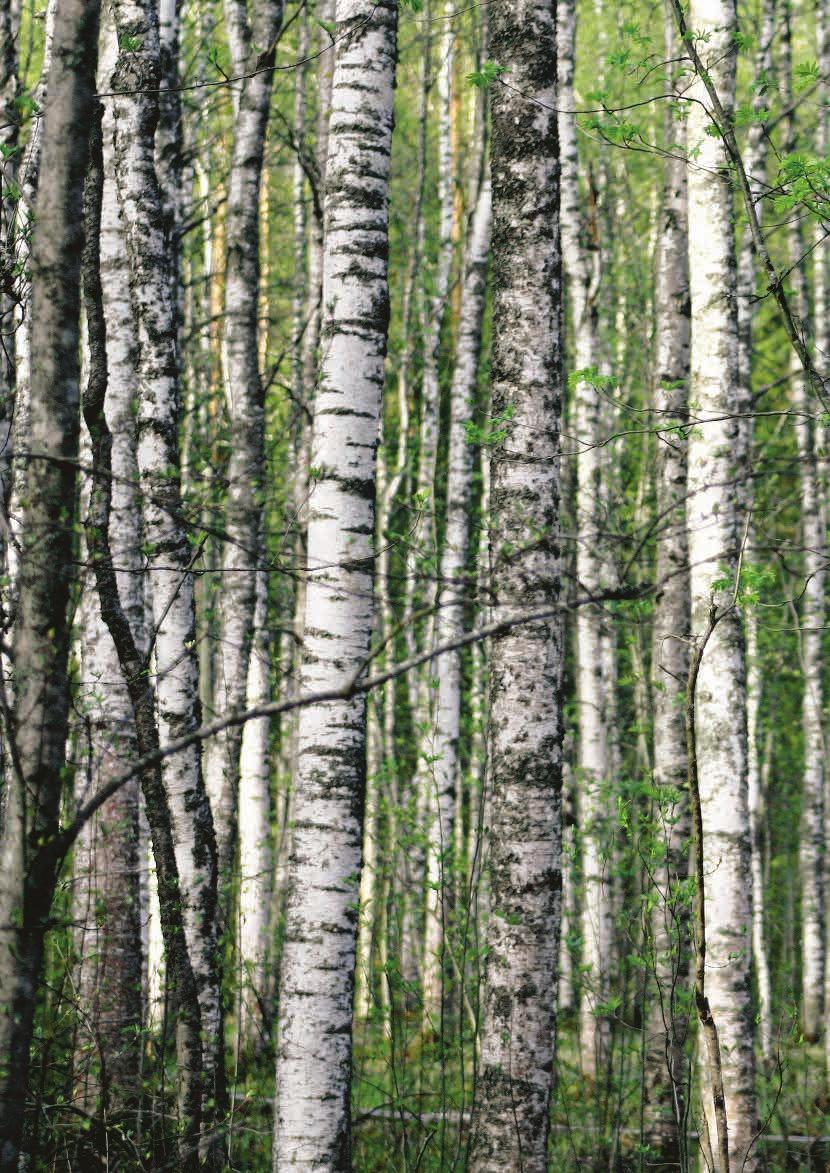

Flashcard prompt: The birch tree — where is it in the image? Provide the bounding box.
[735,0,776,1066]
[237,567,274,1047]
[0,0,100,1159]
[643,16,691,1153]
[204,0,284,887]
[72,97,142,1131]
[108,0,226,1144]
[469,0,563,1164]
[0,0,16,555]
[272,1,398,1164]
[425,171,491,1010]
[558,0,613,1076]
[682,0,760,1161]
[419,9,459,1019]
[781,0,826,1044]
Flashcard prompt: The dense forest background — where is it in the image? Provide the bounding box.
[1,0,829,1167]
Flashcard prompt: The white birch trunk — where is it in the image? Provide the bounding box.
[745,612,772,1063]
[735,0,776,1069]
[780,3,826,1043]
[469,0,562,1163]
[205,0,284,885]
[72,76,146,1113]
[422,173,491,1022]
[237,567,273,1048]
[558,0,612,1077]
[643,18,691,1154]
[818,0,830,1083]
[685,0,760,1161]
[272,3,397,1164]
[108,0,226,1138]
[415,7,459,1018]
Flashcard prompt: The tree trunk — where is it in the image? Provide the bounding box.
[108,0,226,1147]
[468,0,563,1165]
[0,0,17,560]
[683,0,760,1160]
[272,2,397,1165]
[643,14,691,1157]
[204,0,284,889]
[558,0,612,1078]
[420,8,459,1020]
[0,0,100,1160]
[72,97,142,1135]
[237,566,274,1050]
[735,0,776,1069]
[3,0,56,608]
[421,172,491,1028]
[781,0,826,1044]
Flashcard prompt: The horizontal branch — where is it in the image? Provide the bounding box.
[46,584,643,869]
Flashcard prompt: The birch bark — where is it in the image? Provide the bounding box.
[415,7,459,1018]
[108,0,226,1144]
[205,0,284,886]
[237,567,273,1048]
[684,0,760,1160]
[734,0,776,1069]
[558,0,612,1077]
[422,174,491,1019]
[818,0,830,1083]
[3,0,56,607]
[72,99,142,1130]
[643,17,691,1154]
[0,0,99,1160]
[781,1,826,1043]
[468,0,563,1164]
[0,0,16,555]
[272,2,397,1165]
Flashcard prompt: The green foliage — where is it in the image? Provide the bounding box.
[466,60,508,89]
[566,365,617,392]
[773,152,830,218]
[464,403,514,445]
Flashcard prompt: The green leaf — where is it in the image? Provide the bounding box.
[467,60,508,89]
[794,60,820,92]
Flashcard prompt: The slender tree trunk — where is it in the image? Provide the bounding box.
[746,612,773,1063]
[72,105,142,1133]
[0,0,17,559]
[643,15,691,1157]
[237,566,273,1049]
[205,0,284,888]
[683,0,760,1161]
[3,0,56,606]
[275,0,334,949]
[108,0,227,1147]
[0,0,100,1160]
[558,0,612,1078]
[420,8,459,1019]
[395,35,430,992]
[735,0,776,1069]
[781,1,826,1044]
[468,0,562,1165]
[272,2,397,1165]
[421,173,491,1027]
[81,67,208,1163]
[818,0,830,1085]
